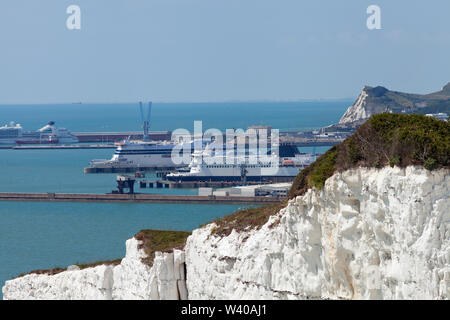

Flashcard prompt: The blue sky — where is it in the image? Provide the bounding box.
[0,0,449,103]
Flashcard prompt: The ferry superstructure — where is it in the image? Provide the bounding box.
[0,122,23,144]
[86,139,182,172]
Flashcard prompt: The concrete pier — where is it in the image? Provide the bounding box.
[0,192,283,204]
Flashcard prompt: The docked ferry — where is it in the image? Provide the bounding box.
[85,138,215,173]
[166,144,318,182]
[86,139,181,172]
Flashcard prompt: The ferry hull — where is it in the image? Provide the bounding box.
[165,175,296,182]
[84,166,179,174]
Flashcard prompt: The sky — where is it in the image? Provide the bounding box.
[0,0,449,104]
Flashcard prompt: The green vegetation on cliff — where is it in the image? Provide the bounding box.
[364,83,450,115]
[135,229,191,266]
[289,113,449,198]
[206,202,287,237]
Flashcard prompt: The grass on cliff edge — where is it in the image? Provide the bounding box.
[16,230,190,278]
[206,202,287,237]
[210,113,449,237]
[15,258,122,278]
[135,229,191,266]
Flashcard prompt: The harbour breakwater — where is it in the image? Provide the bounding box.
[0,192,282,205]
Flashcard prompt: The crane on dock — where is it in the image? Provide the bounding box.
[139,101,152,141]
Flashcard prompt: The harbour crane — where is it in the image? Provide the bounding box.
[139,101,152,141]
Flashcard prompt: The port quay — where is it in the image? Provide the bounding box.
[0,130,345,150]
[0,192,282,205]
[0,127,347,204]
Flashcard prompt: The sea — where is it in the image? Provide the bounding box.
[0,101,350,296]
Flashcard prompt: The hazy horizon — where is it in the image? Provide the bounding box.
[0,0,449,104]
[0,97,355,106]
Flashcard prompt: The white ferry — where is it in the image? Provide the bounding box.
[85,137,215,173]
[166,144,317,182]
[86,139,181,172]
[0,121,78,145]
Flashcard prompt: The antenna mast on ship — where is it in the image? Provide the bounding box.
[139,101,152,141]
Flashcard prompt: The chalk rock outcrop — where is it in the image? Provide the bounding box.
[339,86,388,124]
[2,238,187,300]
[185,166,449,299]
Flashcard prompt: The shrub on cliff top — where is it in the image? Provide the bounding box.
[289,113,449,198]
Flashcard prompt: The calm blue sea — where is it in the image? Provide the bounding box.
[0,101,350,297]
[0,101,349,132]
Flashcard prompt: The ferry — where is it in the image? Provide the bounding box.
[0,121,78,145]
[166,144,318,182]
[86,139,182,172]
[85,137,307,175]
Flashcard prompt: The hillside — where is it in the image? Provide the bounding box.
[339,83,450,124]
[290,113,449,198]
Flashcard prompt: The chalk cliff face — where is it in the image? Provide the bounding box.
[186,166,449,300]
[3,166,449,300]
[339,86,378,124]
[2,238,187,300]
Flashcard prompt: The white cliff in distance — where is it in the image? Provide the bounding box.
[339,83,450,124]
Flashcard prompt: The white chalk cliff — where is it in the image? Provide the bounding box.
[2,238,187,300]
[186,166,449,299]
[339,86,390,124]
[3,166,449,300]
